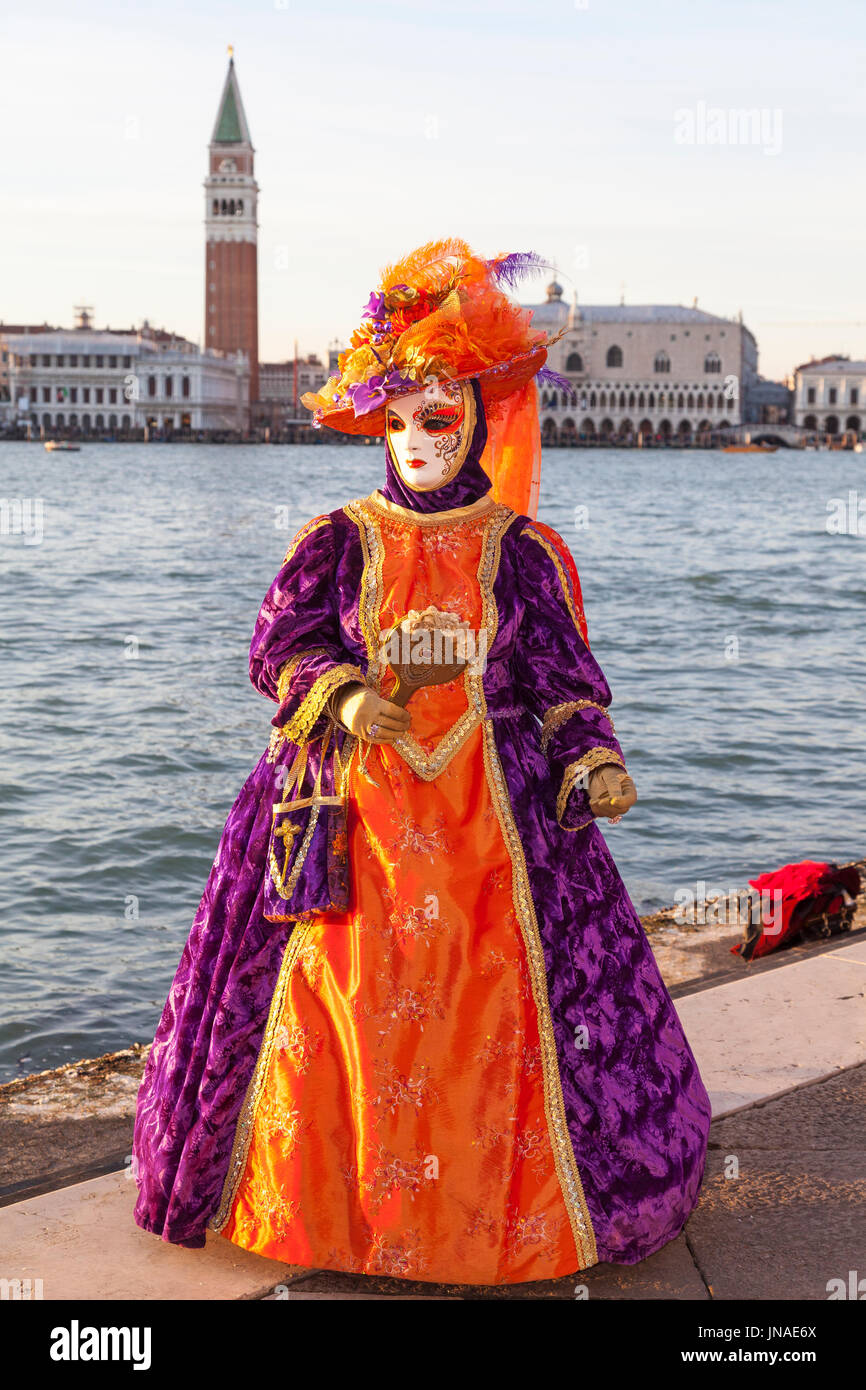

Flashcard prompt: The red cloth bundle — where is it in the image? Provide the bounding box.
[732,859,860,961]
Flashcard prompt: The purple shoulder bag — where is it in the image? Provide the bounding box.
[263,723,354,923]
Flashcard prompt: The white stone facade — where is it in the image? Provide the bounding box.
[523,284,757,442]
[794,358,865,438]
[4,324,249,433]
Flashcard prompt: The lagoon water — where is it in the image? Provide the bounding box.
[0,441,863,1080]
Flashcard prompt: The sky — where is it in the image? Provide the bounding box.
[2,0,865,381]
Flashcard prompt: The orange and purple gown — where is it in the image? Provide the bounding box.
[133,413,711,1284]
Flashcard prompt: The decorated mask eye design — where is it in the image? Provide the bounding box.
[386,382,474,492]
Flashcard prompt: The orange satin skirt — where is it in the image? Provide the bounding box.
[221,723,581,1284]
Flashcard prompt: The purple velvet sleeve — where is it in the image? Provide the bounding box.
[249,515,365,745]
[513,522,625,827]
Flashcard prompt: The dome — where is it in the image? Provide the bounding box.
[546,280,564,302]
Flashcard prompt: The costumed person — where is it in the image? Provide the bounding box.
[132,239,712,1285]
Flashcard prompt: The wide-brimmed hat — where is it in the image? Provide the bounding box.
[301,238,566,437]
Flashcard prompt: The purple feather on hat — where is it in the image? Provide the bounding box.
[536,364,573,394]
[485,251,550,291]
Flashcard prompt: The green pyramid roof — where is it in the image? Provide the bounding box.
[211,59,252,146]
[215,80,242,143]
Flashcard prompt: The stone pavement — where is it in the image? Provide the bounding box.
[1,936,864,1301]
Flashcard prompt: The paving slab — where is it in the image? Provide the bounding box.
[0,1171,308,1301]
[685,1063,866,1301]
[676,942,866,1117]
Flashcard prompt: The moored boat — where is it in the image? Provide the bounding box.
[722,444,778,453]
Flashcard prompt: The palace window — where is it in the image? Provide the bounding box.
[851,388,859,405]
[566,352,583,372]
[704,351,721,373]
[807,387,816,403]
[829,387,837,404]
[654,352,670,373]
[606,345,623,368]
[148,376,157,398]
[182,376,191,398]
[165,377,173,398]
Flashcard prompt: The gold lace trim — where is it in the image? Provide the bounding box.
[209,916,317,1232]
[281,663,364,748]
[481,720,597,1269]
[360,489,496,528]
[523,526,586,644]
[557,748,626,824]
[541,700,615,754]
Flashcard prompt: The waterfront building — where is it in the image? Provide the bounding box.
[794,357,865,438]
[523,281,758,443]
[205,52,259,410]
[255,355,330,433]
[2,308,249,435]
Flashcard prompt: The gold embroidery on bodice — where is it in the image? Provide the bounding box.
[343,493,516,782]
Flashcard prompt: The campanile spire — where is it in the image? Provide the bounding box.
[204,52,259,408]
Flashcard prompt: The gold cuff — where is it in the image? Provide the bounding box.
[281,663,364,747]
[556,748,625,824]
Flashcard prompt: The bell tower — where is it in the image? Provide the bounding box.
[204,49,259,406]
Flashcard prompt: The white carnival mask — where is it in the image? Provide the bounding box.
[385,380,476,492]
